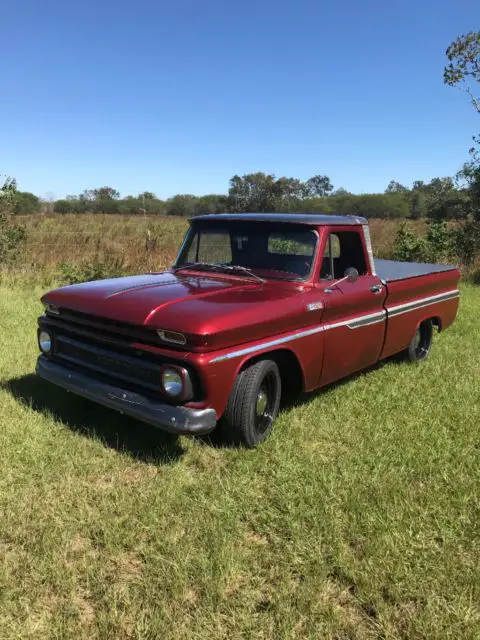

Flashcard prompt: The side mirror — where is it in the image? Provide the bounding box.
[324,267,359,293]
[344,267,359,283]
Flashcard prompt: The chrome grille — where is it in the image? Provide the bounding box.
[54,335,161,391]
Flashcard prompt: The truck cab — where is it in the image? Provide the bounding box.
[36,213,460,447]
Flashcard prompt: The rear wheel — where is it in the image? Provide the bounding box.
[406,320,433,362]
[220,359,281,447]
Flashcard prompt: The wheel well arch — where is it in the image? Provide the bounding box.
[238,348,305,401]
[430,316,442,332]
[418,315,442,333]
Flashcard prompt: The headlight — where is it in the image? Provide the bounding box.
[161,368,184,397]
[38,329,53,354]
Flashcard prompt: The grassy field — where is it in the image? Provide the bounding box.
[0,283,478,639]
[11,214,426,283]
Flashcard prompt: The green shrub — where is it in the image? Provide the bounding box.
[393,218,480,278]
[0,176,27,265]
[393,223,427,261]
[452,220,480,265]
[58,256,126,285]
[424,220,454,262]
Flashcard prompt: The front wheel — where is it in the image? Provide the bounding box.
[220,359,281,447]
[406,320,433,362]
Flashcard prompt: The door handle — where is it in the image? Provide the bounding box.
[370,284,383,294]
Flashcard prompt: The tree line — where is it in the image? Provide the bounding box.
[2,188,41,215]
[47,172,474,221]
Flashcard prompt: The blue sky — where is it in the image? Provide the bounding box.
[1,0,478,199]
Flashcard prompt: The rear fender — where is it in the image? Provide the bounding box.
[381,296,459,359]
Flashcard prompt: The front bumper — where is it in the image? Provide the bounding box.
[36,356,217,435]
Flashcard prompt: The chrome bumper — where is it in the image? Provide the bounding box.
[36,356,217,435]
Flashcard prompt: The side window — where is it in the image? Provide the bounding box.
[320,231,367,279]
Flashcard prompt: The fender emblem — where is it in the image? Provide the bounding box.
[306,301,323,312]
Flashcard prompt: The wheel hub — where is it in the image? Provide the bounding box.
[256,388,268,416]
[413,329,421,349]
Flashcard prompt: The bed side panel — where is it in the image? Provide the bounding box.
[380,270,460,359]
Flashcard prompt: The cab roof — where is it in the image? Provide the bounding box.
[192,213,368,225]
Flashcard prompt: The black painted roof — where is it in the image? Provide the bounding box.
[193,213,367,225]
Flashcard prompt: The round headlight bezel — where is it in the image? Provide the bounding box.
[159,365,193,401]
[161,368,183,397]
[38,329,53,355]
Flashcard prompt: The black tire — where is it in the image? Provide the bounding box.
[220,359,282,447]
[406,320,433,362]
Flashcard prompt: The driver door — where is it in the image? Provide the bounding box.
[319,230,387,386]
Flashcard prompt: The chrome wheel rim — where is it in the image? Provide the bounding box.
[413,329,421,350]
[256,389,268,416]
[414,324,431,358]
[254,373,277,434]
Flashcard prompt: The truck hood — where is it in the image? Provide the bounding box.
[42,272,317,350]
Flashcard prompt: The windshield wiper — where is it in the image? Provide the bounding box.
[173,262,220,273]
[173,262,265,283]
[215,264,265,283]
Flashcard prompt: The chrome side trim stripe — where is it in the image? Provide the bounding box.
[346,310,386,329]
[210,289,460,364]
[210,325,326,362]
[387,289,460,318]
[324,310,386,332]
[210,310,386,363]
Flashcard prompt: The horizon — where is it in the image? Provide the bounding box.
[9,174,470,202]
[1,0,478,200]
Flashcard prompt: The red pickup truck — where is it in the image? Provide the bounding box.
[36,214,460,447]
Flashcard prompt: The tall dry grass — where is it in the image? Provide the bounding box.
[16,214,188,282]
[7,214,427,284]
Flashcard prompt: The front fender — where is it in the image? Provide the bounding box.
[189,326,325,418]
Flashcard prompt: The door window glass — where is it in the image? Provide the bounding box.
[320,231,367,279]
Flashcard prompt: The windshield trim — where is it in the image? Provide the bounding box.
[173,223,319,283]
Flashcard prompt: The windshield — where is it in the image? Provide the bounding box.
[175,222,317,281]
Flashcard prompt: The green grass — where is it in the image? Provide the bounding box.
[0,285,478,639]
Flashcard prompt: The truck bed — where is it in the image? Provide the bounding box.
[374,258,457,283]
